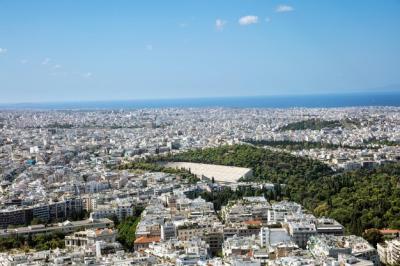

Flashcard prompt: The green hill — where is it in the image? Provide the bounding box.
[165,144,400,235]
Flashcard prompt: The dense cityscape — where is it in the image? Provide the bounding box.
[1,0,400,265]
[0,107,399,265]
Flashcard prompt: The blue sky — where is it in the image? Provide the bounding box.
[0,0,399,103]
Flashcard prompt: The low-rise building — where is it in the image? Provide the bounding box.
[307,235,379,266]
[134,236,161,251]
[287,222,317,249]
[222,235,260,260]
[315,217,344,235]
[223,221,262,240]
[65,228,116,247]
[0,218,114,238]
[259,227,292,248]
[221,197,270,225]
[90,204,133,221]
[268,201,302,225]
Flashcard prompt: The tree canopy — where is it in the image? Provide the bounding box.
[165,144,333,184]
[278,118,359,131]
[165,144,400,235]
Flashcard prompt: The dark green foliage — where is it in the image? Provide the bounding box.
[244,139,368,150]
[165,144,333,184]
[0,236,24,251]
[117,215,141,250]
[279,118,358,131]
[68,210,89,221]
[115,207,144,250]
[110,214,120,227]
[46,123,74,129]
[245,139,340,150]
[166,144,400,236]
[362,229,384,248]
[316,165,400,234]
[30,218,44,225]
[31,232,65,251]
[363,138,400,147]
[0,232,65,252]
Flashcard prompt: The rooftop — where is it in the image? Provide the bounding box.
[134,236,161,244]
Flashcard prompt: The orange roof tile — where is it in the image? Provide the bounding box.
[379,229,400,234]
[244,220,262,225]
[134,236,161,244]
[95,228,113,236]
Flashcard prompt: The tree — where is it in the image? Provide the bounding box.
[120,144,400,236]
[82,174,88,183]
[117,216,141,250]
[115,207,144,250]
[362,229,384,248]
[314,203,330,217]
[111,214,120,227]
[30,217,43,225]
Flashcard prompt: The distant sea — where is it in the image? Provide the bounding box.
[1,91,400,110]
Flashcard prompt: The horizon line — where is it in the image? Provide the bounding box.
[1,89,400,106]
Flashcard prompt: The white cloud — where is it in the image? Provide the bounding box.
[53,64,62,69]
[238,15,258,26]
[146,44,153,51]
[215,19,227,31]
[42,58,51,65]
[0,48,7,54]
[50,71,68,77]
[82,72,92,78]
[275,5,294,13]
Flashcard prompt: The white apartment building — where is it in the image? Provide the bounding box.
[222,235,260,259]
[65,228,116,247]
[308,235,380,266]
[268,201,302,224]
[377,239,400,265]
[161,222,176,241]
[90,204,133,221]
[259,227,292,248]
[287,222,317,249]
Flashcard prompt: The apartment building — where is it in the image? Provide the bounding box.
[315,217,345,235]
[287,222,317,249]
[90,204,133,221]
[268,201,302,225]
[65,228,116,247]
[0,198,83,228]
[259,227,292,248]
[223,222,262,240]
[377,239,400,265]
[0,218,114,238]
[308,235,380,266]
